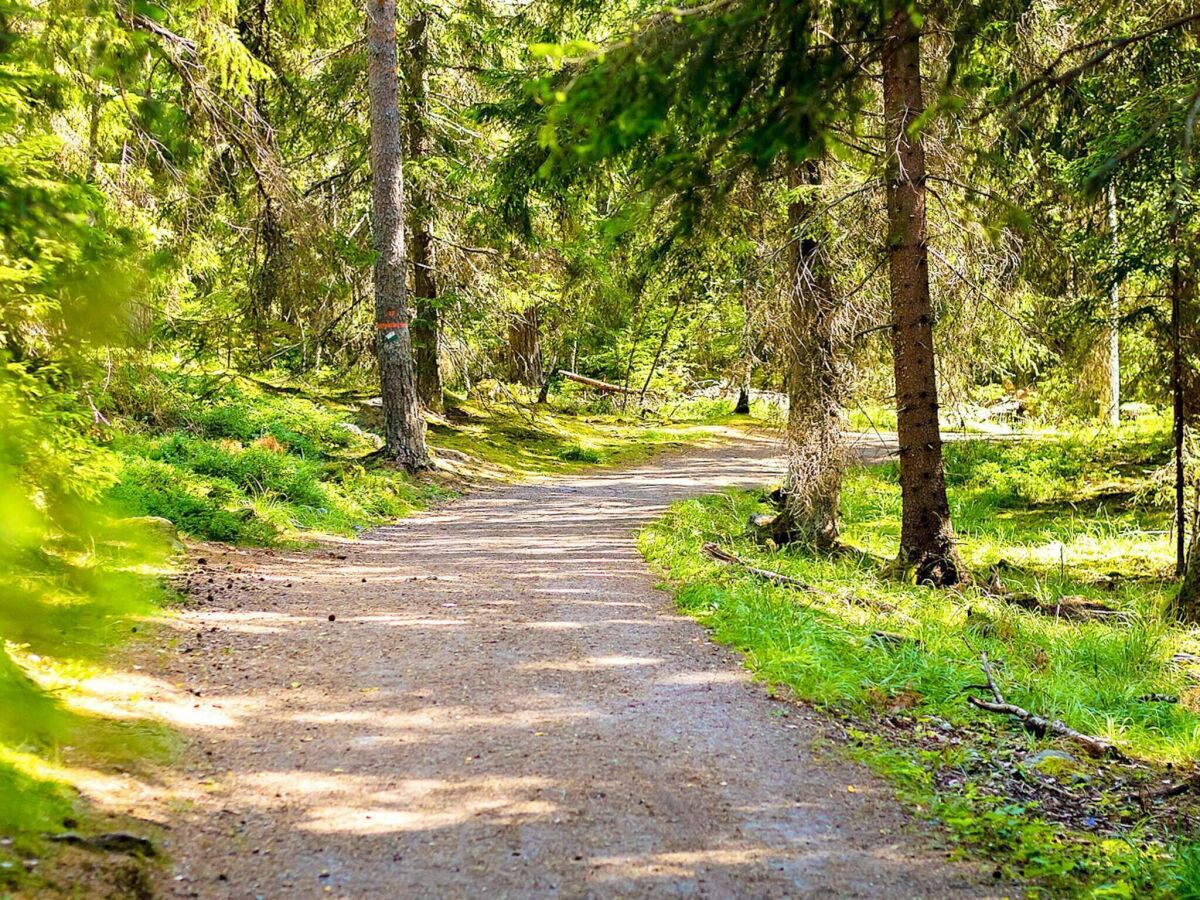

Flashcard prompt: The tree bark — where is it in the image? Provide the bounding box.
[1104,181,1120,426]
[507,306,542,386]
[1178,517,1200,623]
[367,0,429,470]
[403,11,442,412]
[1172,214,1187,580]
[734,295,753,415]
[881,5,960,585]
[763,160,846,550]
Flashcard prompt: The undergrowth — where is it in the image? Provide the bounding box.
[102,372,754,545]
[640,418,1200,897]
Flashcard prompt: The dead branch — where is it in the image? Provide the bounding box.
[984,569,1131,623]
[967,653,1120,759]
[702,543,815,592]
[1001,592,1132,624]
[558,369,640,396]
[870,630,921,649]
[1140,775,1200,806]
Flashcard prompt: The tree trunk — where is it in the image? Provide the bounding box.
[734,383,751,415]
[403,11,442,413]
[1104,181,1120,426]
[882,5,960,585]
[507,306,542,386]
[762,161,846,550]
[367,0,429,470]
[1172,215,1187,579]
[640,294,683,408]
[1178,501,1200,622]
[734,295,753,415]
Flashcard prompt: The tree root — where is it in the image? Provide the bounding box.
[967,653,1121,759]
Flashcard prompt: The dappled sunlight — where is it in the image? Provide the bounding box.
[0,742,170,821]
[22,661,239,729]
[517,655,663,671]
[589,846,783,880]
[656,670,746,686]
[58,673,237,730]
[288,704,597,733]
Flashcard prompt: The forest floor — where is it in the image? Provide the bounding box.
[123,436,996,898]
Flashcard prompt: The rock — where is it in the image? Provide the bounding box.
[1023,749,1078,771]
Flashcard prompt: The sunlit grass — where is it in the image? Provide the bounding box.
[108,378,762,545]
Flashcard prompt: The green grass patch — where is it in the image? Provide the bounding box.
[104,376,751,546]
[640,419,1200,897]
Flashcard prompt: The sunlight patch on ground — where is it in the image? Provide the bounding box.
[239,772,560,834]
[288,704,597,732]
[588,847,782,880]
[655,670,746,686]
[517,655,663,672]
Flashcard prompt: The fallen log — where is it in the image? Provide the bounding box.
[702,543,815,592]
[986,567,1131,623]
[558,370,639,396]
[1003,593,1132,623]
[967,653,1120,759]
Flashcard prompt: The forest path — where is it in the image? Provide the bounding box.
[151,435,992,898]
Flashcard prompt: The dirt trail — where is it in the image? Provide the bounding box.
[149,435,992,898]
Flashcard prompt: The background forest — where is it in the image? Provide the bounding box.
[3,0,1200,895]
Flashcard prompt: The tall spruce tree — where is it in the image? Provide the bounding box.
[367,0,430,469]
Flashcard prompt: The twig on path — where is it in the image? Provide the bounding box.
[967,653,1121,759]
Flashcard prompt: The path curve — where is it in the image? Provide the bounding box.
[152,436,991,898]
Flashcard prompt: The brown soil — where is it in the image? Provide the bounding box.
[146,436,994,898]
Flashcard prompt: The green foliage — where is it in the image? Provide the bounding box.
[557,444,602,463]
[0,363,171,871]
[641,424,1199,895]
[107,396,436,544]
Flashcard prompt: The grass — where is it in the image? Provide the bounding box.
[104,377,758,546]
[640,416,1200,896]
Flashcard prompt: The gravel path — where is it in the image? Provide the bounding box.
[152,436,992,898]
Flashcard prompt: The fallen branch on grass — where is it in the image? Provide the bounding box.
[1006,593,1132,623]
[701,544,920,628]
[558,370,639,396]
[870,630,922,650]
[967,653,1120,759]
[702,543,815,591]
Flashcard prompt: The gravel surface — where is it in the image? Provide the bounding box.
[150,436,994,898]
